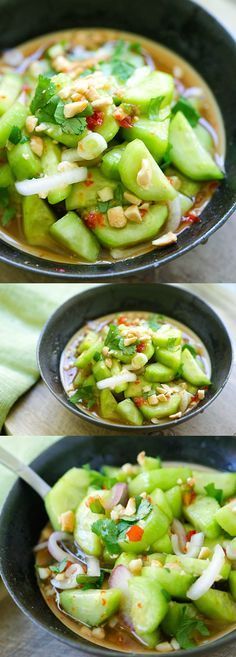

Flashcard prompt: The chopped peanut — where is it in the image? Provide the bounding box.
[124,204,142,223]
[199,547,211,559]
[91,627,105,639]
[92,96,113,109]
[137,451,146,466]
[98,187,114,202]
[105,357,112,369]
[156,642,173,652]
[121,463,137,475]
[64,99,88,118]
[198,389,205,400]
[169,411,182,419]
[128,558,143,574]
[157,393,168,403]
[25,115,38,133]
[53,55,73,73]
[122,497,136,517]
[102,346,109,356]
[58,85,73,100]
[136,158,152,189]
[124,335,137,346]
[148,394,159,406]
[123,191,142,205]
[59,510,75,533]
[152,232,177,247]
[107,206,127,228]
[30,136,43,157]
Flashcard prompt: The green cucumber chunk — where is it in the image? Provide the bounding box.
[75,339,103,368]
[155,346,182,372]
[22,195,56,248]
[215,502,236,536]
[93,203,168,249]
[129,467,192,496]
[121,71,174,112]
[129,576,168,633]
[193,470,236,500]
[150,488,173,521]
[169,112,224,181]
[0,101,28,148]
[165,486,182,519]
[183,495,221,539]
[151,533,173,554]
[166,555,231,579]
[195,589,236,623]
[119,139,176,201]
[60,588,121,626]
[66,167,117,210]
[117,398,143,426]
[0,163,14,187]
[118,506,169,554]
[8,142,42,180]
[229,571,236,601]
[152,327,182,348]
[42,139,71,204]
[74,491,105,556]
[181,348,211,386]
[45,467,91,530]
[41,122,86,146]
[139,393,181,420]
[161,601,198,637]
[121,117,170,162]
[0,72,22,115]
[124,377,146,398]
[101,143,126,180]
[142,564,194,599]
[49,211,100,262]
[144,362,175,383]
[100,389,119,421]
[96,106,119,142]
[93,360,110,381]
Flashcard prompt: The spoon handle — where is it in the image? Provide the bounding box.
[0,446,51,498]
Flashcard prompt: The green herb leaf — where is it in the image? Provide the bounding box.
[2,207,15,226]
[176,606,210,649]
[9,126,22,144]
[92,518,120,555]
[129,42,142,54]
[114,182,124,205]
[172,97,200,127]
[148,96,164,120]
[30,74,57,115]
[82,464,116,490]
[147,314,161,331]
[105,323,137,356]
[0,189,16,226]
[60,116,87,135]
[49,558,68,573]
[111,59,135,82]
[93,351,102,362]
[97,200,113,213]
[182,344,197,357]
[204,482,223,505]
[69,385,96,410]
[89,499,105,514]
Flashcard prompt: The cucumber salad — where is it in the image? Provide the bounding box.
[35,452,236,652]
[60,311,211,426]
[0,29,224,264]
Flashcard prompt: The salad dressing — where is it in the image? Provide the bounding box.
[0,28,225,265]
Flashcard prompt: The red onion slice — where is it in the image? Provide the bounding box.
[166,197,182,233]
[48,531,77,563]
[51,563,84,590]
[187,544,225,600]
[182,87,203,99]
[103,483,128,511]
[172,519,186,552]
[224,540,236,561]
[108,564,131,592]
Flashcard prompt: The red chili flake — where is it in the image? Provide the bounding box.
[183,490,196,506]
[126,525,144,542]
[140,208,148,217]
[186,529,197,542]
[84,211,105,229]
[117,315,128,325]
[136,341,145,352]
[84,173,94,187]
[86,111,104,131]
[22,84,32,93]
[183,211,200,224]
[117,115,134,128]
[134,396,145,407]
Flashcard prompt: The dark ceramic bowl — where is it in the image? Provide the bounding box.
[0,435,236,656]
[37,283,233,432]
[0,0,235,279]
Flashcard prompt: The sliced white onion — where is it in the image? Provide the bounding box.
[48,531,76,563]
[199,117,218,147]
[182,87,203,99]
[51,563,83,590]
[33,540,49,552]
[172,519,186,552]
[103,483,128,511]
[166,196,182,233]
[187,544,225,600]
[3,48,24,67]
[77,133,107,160]
[108,564,131,592]
[87,556,101,578]
[15,167,87,197]
[224,540,236,561]
[126,65,151,87]
[179,390,192,413]
[171,534,184,557]
[186,532,204,558]
[96,370,137,391]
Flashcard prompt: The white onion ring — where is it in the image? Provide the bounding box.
[87,556,101,578]
[223,541,236,561]
[33,540,49,552]
[199,117,218,147]
[182,87,203,99]
[96,370,137,390]
[15,167,87,196]
[166,197,182,233]
[48,531,77,563]
[187,544,225,601]
[51,563,84,590]
[172,519,186,552]
[186,532,204,558]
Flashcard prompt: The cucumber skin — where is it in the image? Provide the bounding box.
[169,111,224,181]
[93,204,168,249]
[0,102,28,148]
[45,467,91,530]
[60,588,121,626]
[195,589,236,623]
[129,467,192,496]
[50,211,100,262]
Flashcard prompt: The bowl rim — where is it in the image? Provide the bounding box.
[0,434,236,657]
[37,283,233,432]
[0,0,236,279]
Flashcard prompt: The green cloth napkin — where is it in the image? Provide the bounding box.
[0,283,94,430]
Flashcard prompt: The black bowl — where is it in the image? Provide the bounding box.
[0,435,236,656]
[37,283,233,432]
[0,0,235,279]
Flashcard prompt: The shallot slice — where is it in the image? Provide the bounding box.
[166,196,182,233]
[51,563,84,590]
[48,531,77,563]
[224,540,236,561]
[96,370,137,390]
[103,483,128,511]
[186,532,204,558]
[171,519,186,553]
[187,544,225,600]
[108,564,131,592]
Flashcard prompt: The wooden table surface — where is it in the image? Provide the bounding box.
[0,213,235,284]
[0,589,235,657]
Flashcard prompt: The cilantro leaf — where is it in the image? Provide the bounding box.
[69,385,96,410]
[111,59,135,82]
[30,74,57,114]
[204,482,223,505]
[182,344,197,357]
[49,558,68,573]
[129,42,142,54]
[30,74,87,135]
[97,200,113,213]
[2,207,15,226]
[148,96,165,120]
[0,189,16,226]
[172,97,200,127]
[105,323,137,356]
[93,351,102,362]
[176,606,210,649]
[9,126,22,144]
[92,518,120,555]
[167,337,179,349]
[147,314,162,331]
[59,116,87,135]
[82,464,116,490]
[114,182,124,205]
